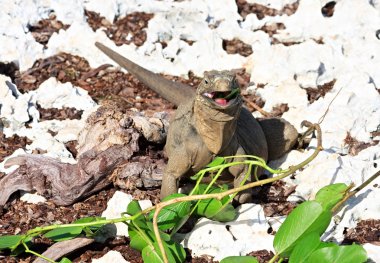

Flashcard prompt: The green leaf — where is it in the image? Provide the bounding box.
[193,184,235,221]
[130,231,150,251]
[142,240,185,263]
[129,221,171,252]
[274,201,332,257]
[289,232,321,263]
[165,240,186,263]
[315,183,349,211]
[207,157,225,167]
[44,226,83,242]
[220,256,259,263]
[142,244,164,263]
[195,197,223,218]
[127,200,147,237]
[149,193,191,231]
[59,258,72,263]
[0,235,24,250]
[317,242,337,249]
[308,244,367,263]
[127,200,142,216]
[211,203,237,222]
[128,220,153,251]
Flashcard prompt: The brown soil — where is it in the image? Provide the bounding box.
[28,14,70,47]
[304,79,336,103]
[85,10,153,47]
[344,132,379,156]
[37,104,83,121]
[343,219,380,245]
[236,0,299,20]
[223,38,253,57]
[253,180,297,217]
[0,134,31,163]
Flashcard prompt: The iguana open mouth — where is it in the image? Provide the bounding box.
[203,88,239,106]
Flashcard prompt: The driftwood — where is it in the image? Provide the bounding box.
[0,102,169,206]
[33,238,95,263]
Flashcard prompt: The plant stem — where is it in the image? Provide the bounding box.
[153,206,169,263]
[22,240,56,263]
[332,169,380,213]
[268,254,279,263]
[25,216,131,237]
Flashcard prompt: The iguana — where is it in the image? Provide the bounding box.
[95,42,298,203]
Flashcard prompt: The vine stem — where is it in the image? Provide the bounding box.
[152,122,322,263]
[22,240,56,263]
[332,169,380,213]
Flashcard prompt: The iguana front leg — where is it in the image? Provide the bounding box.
[160,148,191,198]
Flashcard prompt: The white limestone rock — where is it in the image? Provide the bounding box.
[35,77,96,110]
[182,204,273,260]
[91,250,129,263]
[20,192,47,204]
[246,0,298,10]
[101,191,152,237]
[363,243,380,263]
[0,75,37,134]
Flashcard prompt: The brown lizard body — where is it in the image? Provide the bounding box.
[95,42,298,203]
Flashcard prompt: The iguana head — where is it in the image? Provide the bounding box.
[196,70,242,109]
[194,70,243,154]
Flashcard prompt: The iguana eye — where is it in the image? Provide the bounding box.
[204,79,209,84]
[232,78,239,87]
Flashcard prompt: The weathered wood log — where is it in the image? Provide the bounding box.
[0,102,169,206]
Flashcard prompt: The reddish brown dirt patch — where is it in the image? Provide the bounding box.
[37,104,83,121]
[223,38,253,57]
[270,103,289,117]
[14,53,91,93]
[343,219,380,245]
[247,250,275,263]
[0,133,31,163]
[64,141,79,159]
[253,180,297,217]
[344,132,379,156]
[237,0,299,20]
[304,79,336,103]
[28,14,70,46]
[259,23,286,38]
[85,10,153,47]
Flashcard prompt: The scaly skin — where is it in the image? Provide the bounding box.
[95,42,298,203]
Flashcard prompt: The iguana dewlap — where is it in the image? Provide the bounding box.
[95,42,298,203]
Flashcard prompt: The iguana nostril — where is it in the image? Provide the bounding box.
[215,79,232,91]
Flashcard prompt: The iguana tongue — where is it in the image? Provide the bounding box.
[215,98,228,106]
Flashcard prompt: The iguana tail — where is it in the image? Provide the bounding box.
[95,42,194,106]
